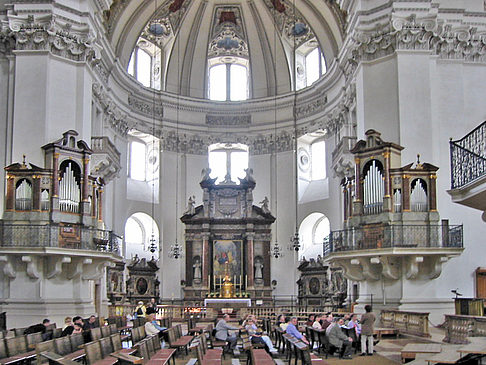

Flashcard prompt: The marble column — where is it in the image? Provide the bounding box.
[202,233,210,288]
[247,232,255,288]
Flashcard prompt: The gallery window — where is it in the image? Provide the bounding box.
[208,58,249,101]
[208,143,249,184]
[296,42,327,90]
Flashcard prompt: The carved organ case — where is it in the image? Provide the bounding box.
[181,170,275,305]
[343,129,439,226]
[4,130,104,228]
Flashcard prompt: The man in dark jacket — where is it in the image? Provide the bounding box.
[24,319,52,340]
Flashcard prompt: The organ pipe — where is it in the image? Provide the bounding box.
[15,179,32,210]
[59,163,80,213]
[363,160,384,215]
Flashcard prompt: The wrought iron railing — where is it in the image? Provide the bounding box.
[450,121,486,189]
[0,223,121,254]
[323,224,463,255]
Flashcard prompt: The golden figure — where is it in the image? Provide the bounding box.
[221,263,234,298]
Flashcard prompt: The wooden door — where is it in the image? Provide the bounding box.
[475,268,486,298]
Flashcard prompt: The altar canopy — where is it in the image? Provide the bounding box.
[181,169,275,305]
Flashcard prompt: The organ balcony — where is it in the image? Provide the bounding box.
[447,121,486,220]
[323,223,464,281]
[1,131,123,281]
[326,130,464,282]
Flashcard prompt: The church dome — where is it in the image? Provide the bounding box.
[104,0,345,99]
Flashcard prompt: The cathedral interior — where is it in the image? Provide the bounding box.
[1,0,486,362]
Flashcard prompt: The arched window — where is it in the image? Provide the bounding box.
[124,212,159,260]
[208,143,249,184]
[208,58,249,101]
[128,40,161,89]
[298,131,328,202]
[127,130,159,183]
[299,213,330,260]
[296,40,327,91]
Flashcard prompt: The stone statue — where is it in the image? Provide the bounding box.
[201,168,212,181]
[185,195,196,215]
[244,168,256,184]
[254,258,263,280]
[259,196,270,214]
[193,257,202,283]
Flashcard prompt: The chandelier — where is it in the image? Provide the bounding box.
[270,241,283,258]
[168,241,183,259]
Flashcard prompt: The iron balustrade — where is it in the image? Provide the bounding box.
[0,223,121,254]
[450,121,486,189]
[323,224,463,255]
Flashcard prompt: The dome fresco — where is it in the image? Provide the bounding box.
[110,0,344,98]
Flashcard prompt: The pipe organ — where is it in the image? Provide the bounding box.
[59,162,81,213]
[343,130,438,223]
[15,179,32,211]
[4,130,105,227]
[363,160,384,215]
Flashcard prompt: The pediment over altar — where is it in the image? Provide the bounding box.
[181,168,275,223]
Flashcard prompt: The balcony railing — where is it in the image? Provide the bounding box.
[323,224,463,256]
[450,121,486,189]
[0,223,121,254]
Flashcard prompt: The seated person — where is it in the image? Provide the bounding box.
[327,318,353,359]
[312,315,323,330]
[322,313,333,331]
[62,317,72,330]
[215,314,239,351]
[278,315,289,331]
[73,316,90,342]
[144,308,167,338]
[305,314,316,327]
[72,323,83,334]
[134,301,146,318]
[285,317,309,345]
[245,318,278,353]
[24,318,52,340]
[85,315,97,330]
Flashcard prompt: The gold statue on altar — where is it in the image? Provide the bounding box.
[221,263,235,298]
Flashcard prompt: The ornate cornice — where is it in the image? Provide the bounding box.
[2,13,97,62]
[128,94,164,119]
[348,14,486,73]
[206,114,251,126]
[92,83,131,136]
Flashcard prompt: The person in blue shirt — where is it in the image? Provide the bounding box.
[145,308,167,338]
[285,317,309,345]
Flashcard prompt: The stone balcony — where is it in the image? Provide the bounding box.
[323,224,464,281]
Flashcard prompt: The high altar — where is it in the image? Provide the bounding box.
[181,169,275,305]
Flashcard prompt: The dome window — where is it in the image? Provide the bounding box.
[208,58,249,101]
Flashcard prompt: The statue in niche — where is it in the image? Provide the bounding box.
[193,256,202,284]
[259,196,270,214]
[185,195,196,215]
[254,256,263,284]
